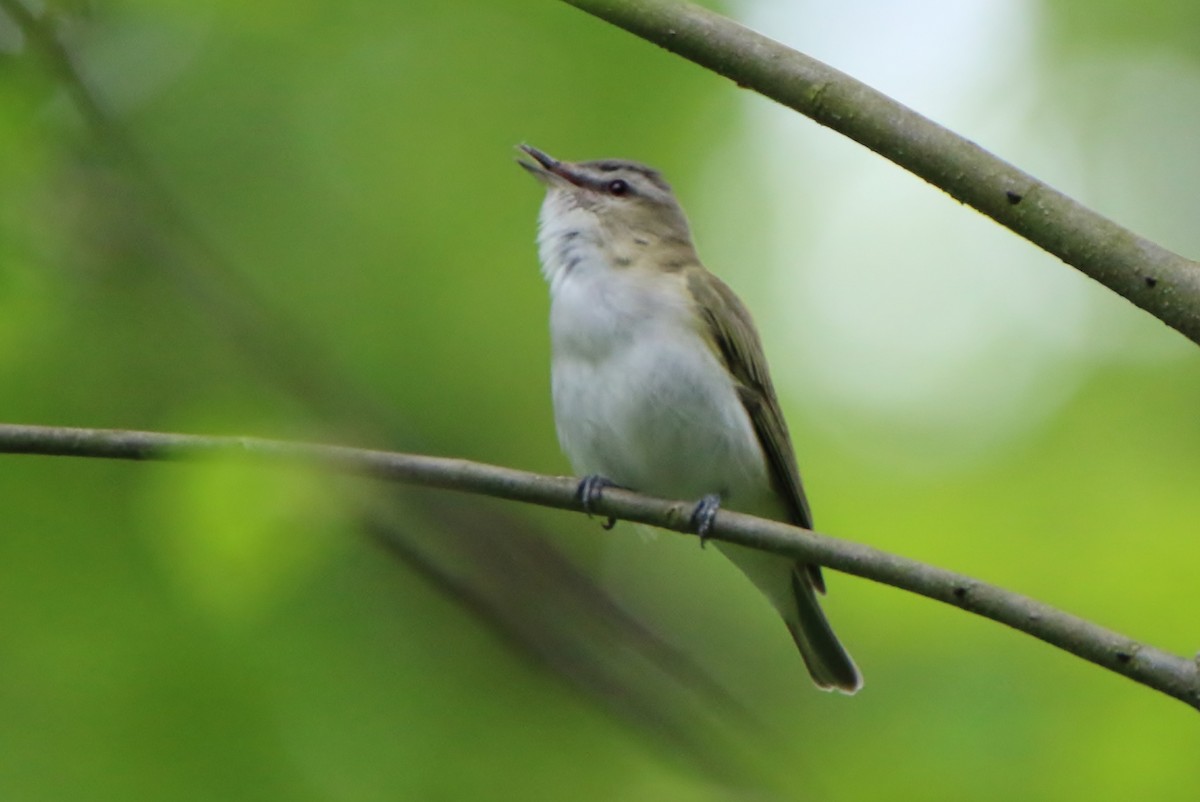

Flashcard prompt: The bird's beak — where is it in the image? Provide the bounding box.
[517,144,586,188]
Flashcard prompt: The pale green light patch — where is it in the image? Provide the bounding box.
[0,257,60,370]
[0,101,61,372]
[142,456,345,625]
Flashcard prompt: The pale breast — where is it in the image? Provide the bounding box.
[548,267,772,508]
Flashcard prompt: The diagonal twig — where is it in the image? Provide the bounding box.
[561,0,1200,345]
[2,421,1197,711]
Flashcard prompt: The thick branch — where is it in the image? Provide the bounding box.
[560,0,1200,345]
[1,422,1196,709]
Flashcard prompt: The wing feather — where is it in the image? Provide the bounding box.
[686,270,824,592]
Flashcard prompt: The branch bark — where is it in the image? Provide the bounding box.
[560,0,1200,345]
[1,422,1197,710]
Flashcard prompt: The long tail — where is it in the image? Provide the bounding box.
[784,566,861,692]
[716,543,862,693]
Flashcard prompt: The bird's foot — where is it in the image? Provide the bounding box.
[690,493,722,548]
[576,474,620,530]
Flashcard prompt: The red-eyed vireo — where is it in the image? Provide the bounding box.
[518,145,862,694]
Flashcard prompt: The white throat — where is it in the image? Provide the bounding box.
[535,193,773,511]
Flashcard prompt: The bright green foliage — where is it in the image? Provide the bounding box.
[0,1,1198,800]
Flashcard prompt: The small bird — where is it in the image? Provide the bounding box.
[518,145,861,693]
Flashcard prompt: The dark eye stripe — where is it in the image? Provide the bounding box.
[581,159,672,193]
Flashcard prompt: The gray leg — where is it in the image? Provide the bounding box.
[689,493,722,547]
[576,474,620,530]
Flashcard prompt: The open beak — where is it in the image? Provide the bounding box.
[517,144,585,187]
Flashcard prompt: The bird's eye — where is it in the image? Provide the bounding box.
[607,179,630,196]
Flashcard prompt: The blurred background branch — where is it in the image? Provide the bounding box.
[0,0,765,783]
[2,421,1197,711]
[563,0,1200,345]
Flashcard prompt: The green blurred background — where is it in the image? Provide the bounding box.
[1,0,1198,799]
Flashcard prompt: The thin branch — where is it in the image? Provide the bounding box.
[2,422,1197,710]
[560,0,1200,345]
[0,0,116,145]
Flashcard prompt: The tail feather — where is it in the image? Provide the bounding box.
[715,542,862,693]
[786,568,861,693]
